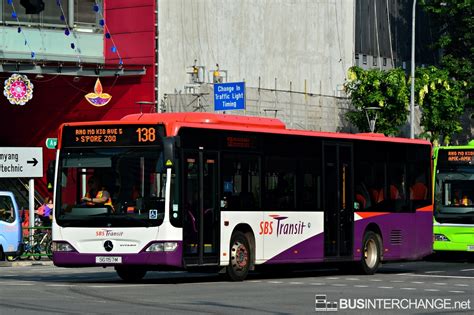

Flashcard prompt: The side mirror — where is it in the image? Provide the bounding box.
[163,137,179,169]
[47,160,56,191]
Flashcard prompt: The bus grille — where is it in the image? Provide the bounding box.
[390,230,402,245]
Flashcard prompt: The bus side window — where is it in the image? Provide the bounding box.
[221,154,261,211]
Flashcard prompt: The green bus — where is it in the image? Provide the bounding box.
[433,140,474,252]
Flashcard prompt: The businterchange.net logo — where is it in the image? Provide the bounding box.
[315,294,471,312]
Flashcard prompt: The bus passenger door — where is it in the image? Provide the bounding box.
[182,150,219,266]
[323,143,353,259]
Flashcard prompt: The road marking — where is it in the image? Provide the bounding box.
[424,289,440,292]
[378,286,393,289]
[46,284,72,287]
[345,278,360,281]
[332,284,347,287]
[411,281,425,284]
[390,280,404,283]
[326,277,340,280]
[449,291,465,293]
[1,282,34,286]
[289,282,303,285]
[425,271,443,273]
[310,283,325,286]
[354,285,368,288]
[369,279,382,282]
[248,280,261,283]
[400,288,416,290]
[460,269,474,272]
[268,281,283,284]
[88,284,150,288]
[433,283,447,285]
[454,284,469,287]
[399,273,474,280]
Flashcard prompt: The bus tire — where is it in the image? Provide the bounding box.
[115,266,147,282]
[0,246,4,261]
[359,231,381,275]
[226,231,251,281]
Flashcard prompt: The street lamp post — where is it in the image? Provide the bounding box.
[410,0,417,139]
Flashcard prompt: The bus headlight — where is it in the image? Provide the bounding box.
[52,241,75,252]
[434,234,450,242]
[146,242,178,252]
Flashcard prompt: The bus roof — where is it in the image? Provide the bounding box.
[59,112,430,146]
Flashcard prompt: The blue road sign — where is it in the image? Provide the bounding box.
[214,82,245,111]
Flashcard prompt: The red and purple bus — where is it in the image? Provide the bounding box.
[52,113,433,281]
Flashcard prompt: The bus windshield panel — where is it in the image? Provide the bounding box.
[56,147,171,228]
[434,166,474,223]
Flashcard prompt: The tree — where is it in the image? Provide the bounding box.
[420,0,473,107]
[344,66,409,136]
[415,66,466,144]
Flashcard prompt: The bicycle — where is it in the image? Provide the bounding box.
[7,226,52,261]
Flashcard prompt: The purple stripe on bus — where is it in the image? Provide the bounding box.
[353,211,433,261]
[265,211,432,264]
[264,233,325,264]
[53,241,183,268]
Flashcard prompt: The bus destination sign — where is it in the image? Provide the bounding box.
[438,149,474,166]
[62,125,162,147]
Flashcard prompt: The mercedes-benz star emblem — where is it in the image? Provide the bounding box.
[104,240,113,252]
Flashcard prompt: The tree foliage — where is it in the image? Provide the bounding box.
[415,66,466,144]
[420,0,473,107]
[344,66,409,136]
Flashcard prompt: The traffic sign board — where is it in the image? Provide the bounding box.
[214,82,245,111]
[0,147,43,178]
[45,138,58,149]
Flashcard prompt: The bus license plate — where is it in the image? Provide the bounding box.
[95,256,122,264]
[467,245,474,252]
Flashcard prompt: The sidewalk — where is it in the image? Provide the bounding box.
[0,259,54,267]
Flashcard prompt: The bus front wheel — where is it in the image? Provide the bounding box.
[226,231,250,281]
[115,266,147,282]
[359,231,381,275]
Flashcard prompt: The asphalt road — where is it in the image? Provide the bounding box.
[0,255,473,314]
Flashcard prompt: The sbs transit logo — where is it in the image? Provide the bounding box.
[259,215,309,236]
[96,229,124,237]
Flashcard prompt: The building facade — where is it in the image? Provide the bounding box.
[0,0,446,201]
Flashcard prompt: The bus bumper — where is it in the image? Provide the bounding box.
[53,241,183,268]
[433,225,474,252]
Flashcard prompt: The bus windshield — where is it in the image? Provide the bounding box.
[56,147,170,228]
[434,168,474,223]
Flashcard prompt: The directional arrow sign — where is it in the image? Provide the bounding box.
[27,158,38,166]
[0,147,43,178]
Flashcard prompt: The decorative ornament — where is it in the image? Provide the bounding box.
[4,74,34,105]
[85,78,112,106]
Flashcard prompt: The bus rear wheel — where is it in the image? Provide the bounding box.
[115,266,147,282]
[226,231,250,281]
[359,231,381,275]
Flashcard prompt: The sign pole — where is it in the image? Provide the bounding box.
[29,178,35,246]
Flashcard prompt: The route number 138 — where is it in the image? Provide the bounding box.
[136,127,156,142]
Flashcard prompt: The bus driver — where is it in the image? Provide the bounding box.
[81,176,114,210]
